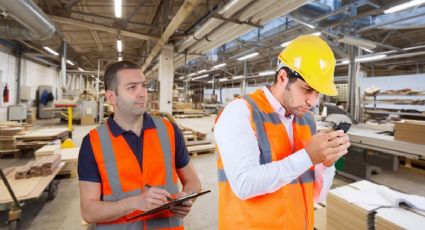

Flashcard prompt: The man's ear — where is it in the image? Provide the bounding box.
[277,69,288,85]
[105,90,116,105]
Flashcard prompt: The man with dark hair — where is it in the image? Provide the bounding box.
[215,35,350,229]
[78,61,201,229]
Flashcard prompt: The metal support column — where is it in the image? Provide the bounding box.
[348,45,358,118]
[242,61,247,95]
[158,43,174,114]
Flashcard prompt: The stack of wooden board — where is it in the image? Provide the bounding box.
[186,140,215,155]
[328,180,425,230]
[58,147,79,178]
[375,207,425,229]
[394,120,425,145]
[327,186,377,230]
[15,128,68,151]
[0,126,24,157]
[34,144,60,160]
[16,128,68,142]
[14,154,61,179]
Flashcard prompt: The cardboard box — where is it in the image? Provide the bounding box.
[394,120,425,145]
[81,115,95,125]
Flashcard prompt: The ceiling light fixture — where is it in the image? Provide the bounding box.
[232,75,244,79]
[213,63,227,69]
[78,67,85,71]
[384,0,425,14]
[192,74,209,80]
[179,76,185,80]
[259,70,275,76]
[66,60,74,66]
[114,0,122,18]
[43,46,59,56]
[237,52,259,61]
[219,78,228,82]
[117,39,123,52]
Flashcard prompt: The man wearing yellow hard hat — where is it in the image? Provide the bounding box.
[214,35,350,229]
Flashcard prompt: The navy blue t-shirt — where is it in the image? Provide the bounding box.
[78,114,190,182]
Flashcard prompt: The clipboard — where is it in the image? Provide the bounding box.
[127,190,211,221]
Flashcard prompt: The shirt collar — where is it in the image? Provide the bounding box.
[262,86,294,121]
[107,113,156,137]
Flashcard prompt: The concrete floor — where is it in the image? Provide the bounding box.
[0,115,424,229]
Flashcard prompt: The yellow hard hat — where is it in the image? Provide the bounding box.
[277,35,337,96]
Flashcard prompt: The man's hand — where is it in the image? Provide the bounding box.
[132,187,171,212]
[170,192,194,218]
[305,130,350,165]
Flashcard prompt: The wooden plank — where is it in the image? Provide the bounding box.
[0,162,64,203]
[34,144,60,159]
[15,128,68,141]
[15,160,35,179]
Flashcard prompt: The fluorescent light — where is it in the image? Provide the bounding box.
[213,63,227,69]
[281,41,292,47]
[90,75,95,78]
[219,78,229,82]
[78,67,85,71]
[66,60,74,66]
[115,0,122,18]
[310,32,322,37]
[356,54,387,62]
[237,52,259,61]
[192,74,209,80]
[118,56,123,61]
[259,70,275,76]
[117,39,123,52]
[337,35,376,50]
[339,54,387,65]
[197,69,207,74]
[207,80,214,83]
[43,46,59,56]
[361,47,374,53]
[384,0,425,14]
[179,76,185,80]
[188,73,196,77]
[232,75,244,79]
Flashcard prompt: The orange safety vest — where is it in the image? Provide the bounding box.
[217,89,317,230]
[89,116,184,230]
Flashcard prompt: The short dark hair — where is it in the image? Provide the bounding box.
[104,61,141,91]
[273,67,298,84]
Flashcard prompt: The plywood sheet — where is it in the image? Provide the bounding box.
[0,163,64,203]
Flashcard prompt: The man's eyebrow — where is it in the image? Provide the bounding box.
[125,81,146,86]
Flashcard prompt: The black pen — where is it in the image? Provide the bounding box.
[144,184,175,202]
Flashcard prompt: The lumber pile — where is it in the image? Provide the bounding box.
[327,180,425,230]
[15,128,68,151]
[0,124,25,157]
[375,207,425,230]
[394,120,425,145]
[14,154,61,179]
[186,140,215,155]
[58,147,79,178]
[15,160,36,179]
[34,144,60,160]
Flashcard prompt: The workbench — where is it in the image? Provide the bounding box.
[348,125,425,160]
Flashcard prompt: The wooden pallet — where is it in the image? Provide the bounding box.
[0,149,20,158]
[400,158,425,175]
[188,143,215,156]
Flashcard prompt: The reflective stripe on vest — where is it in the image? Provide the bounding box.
[151,117,179,194]
[93,117,182,230]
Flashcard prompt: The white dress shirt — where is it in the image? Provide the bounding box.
[214,87,335,202]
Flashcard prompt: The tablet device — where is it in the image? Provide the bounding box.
[127,190,211,221]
